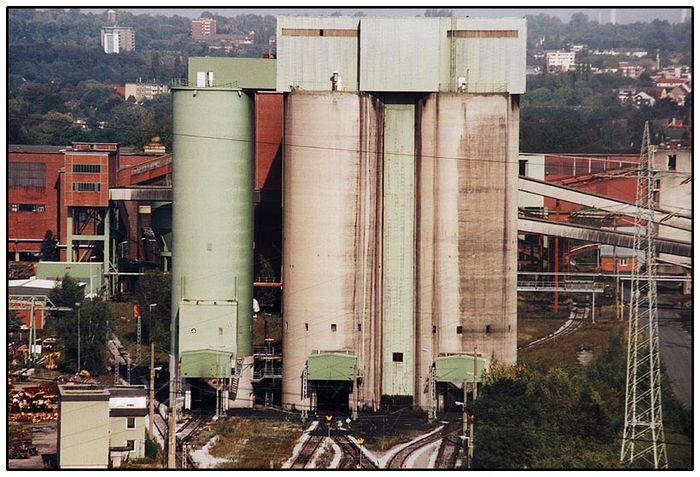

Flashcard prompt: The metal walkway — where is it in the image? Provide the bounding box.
[517,280,604,293]
[518,176,691,232]
[518,217,691,258]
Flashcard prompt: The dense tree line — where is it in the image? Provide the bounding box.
[470,334,691,468]
[528,13,691,61]
[8,9,692,153]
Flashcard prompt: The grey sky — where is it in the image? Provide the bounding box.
[82,8,689,24]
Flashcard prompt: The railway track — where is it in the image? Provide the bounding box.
[152,405,168,441]
[290,433,325,469]
[519,305,588,351]
[387,425,446,469]
[334,433,378,469]
[176,412,213,469]
[435,423,462,469]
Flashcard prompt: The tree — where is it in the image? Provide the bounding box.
[133,271,171,352]
[46,275,115,374]
[40,230,59,261]
[470,335,626,469]
[8,310,24,333]
[48,274,84,310]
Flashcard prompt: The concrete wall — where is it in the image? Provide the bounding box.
[281,91,383,411]
[518,153,545,209]
[58,399,110,468]
[109,416,146,459]
[415,93,519,409]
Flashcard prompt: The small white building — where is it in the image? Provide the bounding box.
[545,50,576,72]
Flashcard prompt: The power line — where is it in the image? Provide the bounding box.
[9,113,659,168]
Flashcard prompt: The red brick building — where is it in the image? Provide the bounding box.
[8,146,65,261]
[9,143,172,264]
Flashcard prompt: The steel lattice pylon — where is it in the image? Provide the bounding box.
[620,122,667,469]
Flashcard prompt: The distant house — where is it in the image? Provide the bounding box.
[124,81,170,102]
[599,244,638,273]
[545,50,576,73]
[652,79,691,106]
[667,83,691,106]
[617,85,638,102]
[618,61,645,79]
[632,91,655,108]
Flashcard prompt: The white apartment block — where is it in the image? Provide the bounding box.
[545,51,576,72]
[124,82,170,102]
[101,27,136,54]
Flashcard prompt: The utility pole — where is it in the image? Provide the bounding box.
[149,341,155,438]
[136,313,142,366]
[469,346,477,469]
[620,122,668,469]
[462,378,468,467]
[167,357,178,468]
[75,302,81,372]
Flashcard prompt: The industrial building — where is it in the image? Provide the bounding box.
[171,16,526,415]
[8,143,172,291]
[57,385,147,469]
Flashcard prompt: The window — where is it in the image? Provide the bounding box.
[72,164,101,173]
[126,440,135,450]
[544,161,559,176]
[9,162,46,187]
[331,323,337,332]
[518,160,527,176]
[126,417,135,429]
[357,323,361,331]
[667,155,677,171]
[485,325,492,334]
[432,325,437,334]
[456,326,463,334]
[620,259,628,266]
[11,204,45,213]
[392,352,403,363]
[304,323,309,331]
[72,182,101,192]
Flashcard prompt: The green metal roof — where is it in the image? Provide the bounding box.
[188,57,276,90]
[181,350,232,378]
[434,354,488,383]
[307,351,356,381]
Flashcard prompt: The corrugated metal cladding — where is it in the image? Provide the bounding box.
[276,17,360,92]
[276,16,526,93]
[188,57,276,90]
[360,18,441,92]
